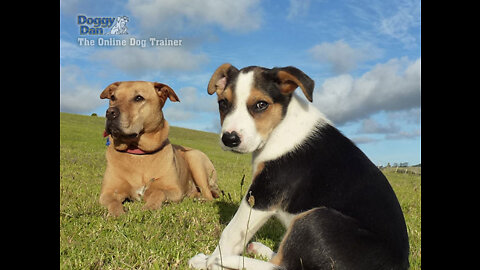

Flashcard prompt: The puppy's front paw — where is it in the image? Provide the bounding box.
[188,253,208,269]
[247,242,275,259]
[207,256,230,270]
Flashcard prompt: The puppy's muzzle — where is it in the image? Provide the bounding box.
[221,131,241,148]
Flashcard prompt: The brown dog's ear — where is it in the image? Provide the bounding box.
[207,63,239,95]
[154,82,180,103]
[100,82,121,99]
[273,67,314,102]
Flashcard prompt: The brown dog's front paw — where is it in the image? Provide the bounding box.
[143,189,166,211]
[107,203,126,217]
[142,201,163,211]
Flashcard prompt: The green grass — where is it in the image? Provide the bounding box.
[60,112,421,269]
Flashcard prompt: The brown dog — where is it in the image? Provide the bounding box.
[99,81,220,217]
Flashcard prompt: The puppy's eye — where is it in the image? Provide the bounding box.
[134,95,144,102]
[110,95,116,101]
[254,101,269,112]
[218,99,229,112]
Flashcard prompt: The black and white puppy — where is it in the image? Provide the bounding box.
[189,64,409,270]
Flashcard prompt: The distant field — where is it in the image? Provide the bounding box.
[381,166,421,175]
[60,112,421,269]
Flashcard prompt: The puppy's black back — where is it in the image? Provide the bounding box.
[248,123,409,268]
[281,207,408,270]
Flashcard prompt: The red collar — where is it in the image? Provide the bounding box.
[104,130,169,155]
[119,139,170,155]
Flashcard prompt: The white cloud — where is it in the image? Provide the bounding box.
[127,0,262,33]
[350,136,381,145]
[376,0,421,48]
[287,0,311,20]
[358,118,400,134]
[60,39,93,60]
[60,0,82,16]
[355,114,420,142]
[60,85,104,113]
[92,46,208,75]
[314,57,421,125]
[173,87,218,113]
[163,106,195,122]
[309,40,380,74]
[385,129,420,140]
[60,65,104,114]
[163,86,217,122]
[387,108,420,125]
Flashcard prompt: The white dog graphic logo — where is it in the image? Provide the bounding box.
[109,16,129,35]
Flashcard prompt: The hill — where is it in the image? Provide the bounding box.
[60,112,420,269]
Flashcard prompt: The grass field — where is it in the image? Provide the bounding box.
[60,112,421,269]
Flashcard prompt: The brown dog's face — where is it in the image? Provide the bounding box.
[100,81,179,140]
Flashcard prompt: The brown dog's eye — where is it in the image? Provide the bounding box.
[110,95,116,101]
[134,95,144,102]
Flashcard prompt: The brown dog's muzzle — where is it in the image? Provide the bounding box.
[104,107,139,139]
[106,107,120,121]
[105,107,123,137]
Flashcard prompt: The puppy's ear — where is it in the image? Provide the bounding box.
[100,82,121,99]
[207,63,239,95]
[154,83,180,103]
[273,67,314,102]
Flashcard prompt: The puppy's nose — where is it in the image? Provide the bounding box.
[106,107,119,120]
[222,131,241,147]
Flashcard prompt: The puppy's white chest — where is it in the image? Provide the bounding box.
[275,210,296,228]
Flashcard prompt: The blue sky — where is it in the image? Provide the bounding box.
[60,0,421,166]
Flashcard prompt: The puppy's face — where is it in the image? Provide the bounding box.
[207,64,314,153]
[100,81,179,140]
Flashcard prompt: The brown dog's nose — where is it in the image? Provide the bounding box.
[106,107,119,120]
